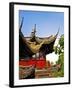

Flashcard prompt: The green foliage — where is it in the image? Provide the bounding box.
[53,34,64,77]
[52,52,64,77]
[54,34,64,54]
[57,53,64,76]
[54,46,57,54]
[59,35,64,49]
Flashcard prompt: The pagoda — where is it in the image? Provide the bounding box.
[19,18,59,60]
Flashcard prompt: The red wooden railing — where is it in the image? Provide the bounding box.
[19,59,46,69]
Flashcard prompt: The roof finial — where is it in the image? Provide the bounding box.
[31,24,36,36]
[19,17,24,31]
[32,24,36,34]
[34,24,36,34]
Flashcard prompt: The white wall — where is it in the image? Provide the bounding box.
[0,0,72,89]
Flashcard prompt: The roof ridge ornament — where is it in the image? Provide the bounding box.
[19,17,24,32]
[32,24,36,35]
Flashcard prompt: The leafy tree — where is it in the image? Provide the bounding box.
[54,35,64,77]
[59,35,64,49]
[54,34,64,54]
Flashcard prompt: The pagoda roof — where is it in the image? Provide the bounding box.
[19,20,59,58]
[20,30,58,54]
